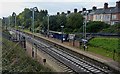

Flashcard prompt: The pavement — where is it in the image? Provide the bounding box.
[24,31,120,72]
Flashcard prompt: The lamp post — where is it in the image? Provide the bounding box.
[12,12,17,40]
[22,17,24,31]
[30,7,37,59]
[82,10,87,51]
[30,7,37,35]
[83,22,84,39]
[9,16,11,30]
[47,14,49,38]
[13,12,16,30]
[61,25,64,43]
[83,10,87,40]
[85,11,87,40]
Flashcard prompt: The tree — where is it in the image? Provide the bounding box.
[86,21,110,33]
[17,8,32,28]
[100,23,120,33]
[56,13,67,31]
[16,7,48,31]
[49,15,57,31]
[66,13,84,33]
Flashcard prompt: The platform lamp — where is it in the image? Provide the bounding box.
[47,14,50,38]
[30,7,37,59]
[12,12,17,40]
[61,25,64,43]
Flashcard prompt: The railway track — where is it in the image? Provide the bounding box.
[36,43,74,73]
[14,30,112,73]
[36,40,110,74]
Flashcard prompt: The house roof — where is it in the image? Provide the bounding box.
[92,7,120,14]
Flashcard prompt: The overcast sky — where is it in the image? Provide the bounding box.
[0,0,119,18]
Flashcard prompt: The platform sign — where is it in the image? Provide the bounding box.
[69,34,75,40]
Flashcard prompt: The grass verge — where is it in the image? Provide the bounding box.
[86,37,120,63]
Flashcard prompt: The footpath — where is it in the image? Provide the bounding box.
[24,31,120,72]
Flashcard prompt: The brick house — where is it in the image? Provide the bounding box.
[86,1,120,25]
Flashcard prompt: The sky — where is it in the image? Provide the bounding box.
[0,0,119,18]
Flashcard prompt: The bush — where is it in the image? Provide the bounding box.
[100,23,120,33]
[86,21,110,33]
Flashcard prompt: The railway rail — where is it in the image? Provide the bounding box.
[13,30,112,74]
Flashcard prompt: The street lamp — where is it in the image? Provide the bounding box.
[47,14,49,38]
[82,10,87,50]
[22,17,25,31]
[61,25,64,43]
[12,12,16,30]
[30,7,37,34]
[30,7,37,59]
[83,10,87,40]
[12,12,17,40]
[85,11,87,40]
[9,16,11,29]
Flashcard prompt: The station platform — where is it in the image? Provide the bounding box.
[24,31,120,72]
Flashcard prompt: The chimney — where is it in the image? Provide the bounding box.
[57,12,60,15]
[88,10,92,13]
[74,8,77,13]
[92,6,97,10]
[104,3,108,9]
[61,12,65,14]
[116,1,120,8]
[78,11,82,13]
[67,11,71,14]
[82,8,86,11]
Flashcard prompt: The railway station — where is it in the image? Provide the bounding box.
[1,0,120,74]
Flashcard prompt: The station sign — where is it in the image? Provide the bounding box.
[69,34,75,40]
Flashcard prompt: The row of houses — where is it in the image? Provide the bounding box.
[86,1,120,25]
[2,1,120,26]
[57,1,120,25]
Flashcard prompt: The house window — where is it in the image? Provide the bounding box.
[112,15,116,20]
[104,15,110,21]
[96,15,101,20]
[107,15,109,19]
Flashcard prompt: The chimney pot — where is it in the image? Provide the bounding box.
[116,1,120,8]
[67,11,71,14]
[61,12,65,14]
[57,12,60,15]
[104,3,108,9]
[78,11,82,13]
[82,8,86,11]
[74,9,77,13]
[92,6,97,10]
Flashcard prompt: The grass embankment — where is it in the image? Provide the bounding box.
[2,31,52,73]
[87,37,120,62]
